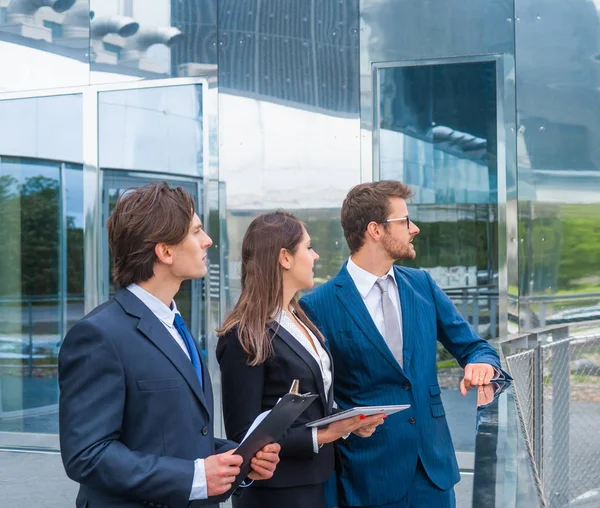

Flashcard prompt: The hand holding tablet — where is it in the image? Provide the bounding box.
[305,404,410,428]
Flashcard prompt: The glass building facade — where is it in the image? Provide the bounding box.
[0,0,598,505]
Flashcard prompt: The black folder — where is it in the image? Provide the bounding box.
[214,391,318,502]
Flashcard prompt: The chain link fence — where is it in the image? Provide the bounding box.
[505,332,600,508]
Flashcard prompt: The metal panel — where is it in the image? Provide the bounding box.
[515,0,600,330]
[218,0,361,310]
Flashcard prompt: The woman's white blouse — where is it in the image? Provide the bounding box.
[273,309,332,401]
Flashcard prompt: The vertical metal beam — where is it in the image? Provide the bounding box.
[495,54,510,340]
[82,89,101,313]
[59,163,68,343]
[371,65,380,182]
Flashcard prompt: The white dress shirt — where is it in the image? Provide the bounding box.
[346,257,403,345]
[273,308,332,453]
[126,284,207,501]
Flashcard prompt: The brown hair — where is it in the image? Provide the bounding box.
[107,182,196,288]
[341,180,413,254]
[218,210,324,366]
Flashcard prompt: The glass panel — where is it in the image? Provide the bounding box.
[90,0,217,85]
[99,85,203,177]
[378,60,500,340]
[0,158,60,434]
[515,0,600,331]
[0,94,82,442]
[0,0,90,92]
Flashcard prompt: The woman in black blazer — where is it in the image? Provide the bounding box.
[216,211,384,508]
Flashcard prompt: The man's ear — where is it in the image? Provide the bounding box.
[155,242,174,265]
[365,221,383,242]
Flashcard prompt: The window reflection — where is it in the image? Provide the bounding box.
[0,0,89,92]
[0,159,61,433]
[90,0,217,84]
[378,60,500,339]
[0,95,83,437]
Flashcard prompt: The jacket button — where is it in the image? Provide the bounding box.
[409,416,416,424]
[201,426,208,436]
[403,383,411,391]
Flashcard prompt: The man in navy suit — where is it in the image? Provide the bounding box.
[59,182,280,508]
[300,181,505,508]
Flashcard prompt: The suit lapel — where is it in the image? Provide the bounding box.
[334,264,406,377]
[114,290,210,416]
[394,267,415,372]
[269,322,328,413]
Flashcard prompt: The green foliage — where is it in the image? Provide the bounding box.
[518,203,600,293]
[557,217,600,289]
[0,174,84,297]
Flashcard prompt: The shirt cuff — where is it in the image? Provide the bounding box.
[491,367,505,381]
[189,458,208,500]
[312,427,320,453]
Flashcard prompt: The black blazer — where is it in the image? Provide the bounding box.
[59,289,237,508]
[216,322,335,489]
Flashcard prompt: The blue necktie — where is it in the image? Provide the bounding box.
[173,313,203,389]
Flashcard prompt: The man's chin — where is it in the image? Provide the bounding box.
[393,250,416,262]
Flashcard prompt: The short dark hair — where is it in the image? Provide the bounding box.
[341,180,413,254]
[107,182,196,288]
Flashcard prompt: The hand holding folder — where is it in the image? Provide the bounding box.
[213,380,318,502]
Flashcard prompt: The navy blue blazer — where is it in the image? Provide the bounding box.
[300,263,504,506]
[59,288,237,508]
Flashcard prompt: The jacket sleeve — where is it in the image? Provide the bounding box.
[424,271,510,377]
[59,319,194,508]
[216,329,315,460]
[214,438,238,454]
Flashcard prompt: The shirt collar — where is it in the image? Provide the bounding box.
[346,257,397,298]
[127,283,179,327]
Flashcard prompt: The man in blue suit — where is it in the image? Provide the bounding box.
[300,181,505,507]
[59,182,280,508]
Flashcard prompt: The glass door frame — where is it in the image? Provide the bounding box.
[81,77,213,312]
[370,55,514,338]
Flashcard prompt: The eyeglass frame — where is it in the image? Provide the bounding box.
[380,215,411,230]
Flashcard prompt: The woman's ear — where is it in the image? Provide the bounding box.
[279,248,291,271]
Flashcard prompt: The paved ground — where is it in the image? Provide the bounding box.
[0,452,475,508]
[0,451,78,507]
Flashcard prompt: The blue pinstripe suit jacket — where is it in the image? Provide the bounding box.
[300,263,502,506]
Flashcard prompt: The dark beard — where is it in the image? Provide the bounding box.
[382,237,415,261]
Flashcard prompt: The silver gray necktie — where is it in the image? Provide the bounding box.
[375,276,404,369]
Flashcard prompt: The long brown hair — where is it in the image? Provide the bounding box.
[218,210,324,366]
